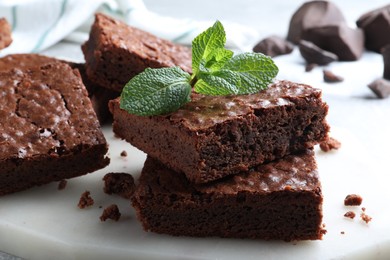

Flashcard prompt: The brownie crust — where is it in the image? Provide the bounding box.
[0,63,109,195]
[82,13,192,92]
[110,80,329,184]
[132,150,325,241]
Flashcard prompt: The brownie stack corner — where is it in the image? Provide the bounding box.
[110,79,330,241]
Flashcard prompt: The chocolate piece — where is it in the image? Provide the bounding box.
[78,191,94,209]
[132,150,325,241]
[382,44,390,80]
[344,194,363,206]
[100,204,121,221]
[305,63,318,72]
[368,78,390,99]
[0,18,12,50]
[287,1,346,44]
[302,24,364,61]
[253,35,294,57]
[110,80,329,184]
[357,4,390,52]
[319,137,341,152]
[323,69,343,83]
[120,150,127,157]
[103,172,136,199]
[0,63,109,196]
[58,180,67,190]
[344,211,356,219]
[82,13,192,92]
[0,54,119,124]
[299,40,338,65]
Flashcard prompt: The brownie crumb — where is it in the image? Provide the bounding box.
[341,231,345,235]
[103,172,136,199]
[360,212,372,224]
[320,137,341,152]
[344,194,363,206]
[344,211,356,219]
[120,150,127,157]
[362,207,366,212]
[323,69,344,83]
[100,204,121,222]
[78,191,94,209]
[57,180,67,190]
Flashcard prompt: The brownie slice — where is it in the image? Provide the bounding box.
[82,13,192,92]
[0,62,109,196]
[0,54,119,123]
[110,80,329,184]
[0,18,12,50]
[132,150,325,241]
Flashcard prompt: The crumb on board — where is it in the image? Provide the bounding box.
[100,204,121,222]
[341,231,345,235]
[344,211,356,219]
[103,172,136,199]
[57,179,67,190]
[344,194,363,206]
[120,150,127,157]
[320,137,341,152]
[360,212,372,224]
[323,69,344,83]
[78,191,94,209]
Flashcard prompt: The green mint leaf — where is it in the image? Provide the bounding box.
[194,70,240,95]
[192,21,226,75]
[120,67,191,116]
[204,48,234,72]
[222,52,279,94]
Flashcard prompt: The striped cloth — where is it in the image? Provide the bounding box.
[0,0,259,56]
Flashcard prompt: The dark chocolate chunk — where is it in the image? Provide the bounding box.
[368,78,390,99]
[357,4,390,52]
[305,63,318,72]
[302,24,364,61]
[253,35,294,57]
[344,194,363,206]
[323,70,343,83]
[382,44,390,80]
[287,1,346,44]
[299,40,338,65]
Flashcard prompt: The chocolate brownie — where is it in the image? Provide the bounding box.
[0,54,119,123]
[132,150,325,241]
[103,172,136,199]
[0,18,12,50]
[110,80,329,184]
[0,62,109,196]
[82,13,192,92]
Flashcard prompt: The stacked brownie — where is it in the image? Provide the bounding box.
[110,79,330,241]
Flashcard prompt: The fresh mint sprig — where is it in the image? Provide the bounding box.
[120,21,279,116]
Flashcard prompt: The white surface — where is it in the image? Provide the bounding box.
[1,0,390,259]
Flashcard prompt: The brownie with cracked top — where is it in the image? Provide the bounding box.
[0,18,12,50]
[0,54,118,123]
[0,62,109,196]
[109,80,329,184]
[82,13,192,92]
[132,149,325,241]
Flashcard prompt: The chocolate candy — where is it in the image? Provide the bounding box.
[287,1,346,44]
[368,78,390,99]
[302,24,364,61]
[299,40,338,65]
[357,4,390,53]
[323,69,343,83]
[382,44,390,80]
[253,35,294,57]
